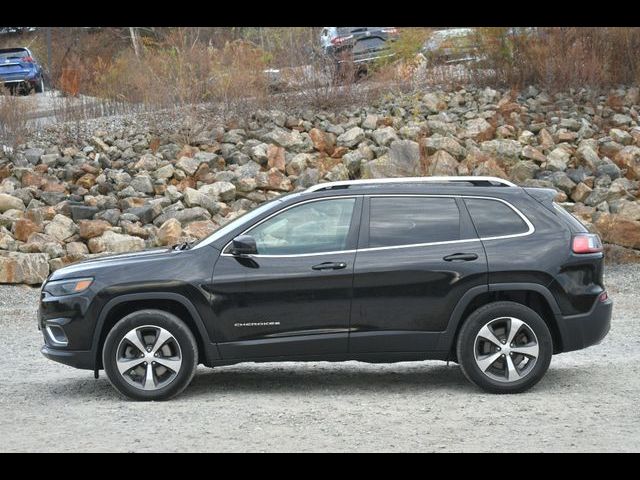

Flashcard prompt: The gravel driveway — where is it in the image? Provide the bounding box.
[1,265,639,452]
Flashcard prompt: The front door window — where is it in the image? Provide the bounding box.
[248,198,356,255]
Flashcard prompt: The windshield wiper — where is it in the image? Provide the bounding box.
[173,241,193,251]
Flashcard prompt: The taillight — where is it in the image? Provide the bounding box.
[21,56,33,63]
[599,291,609,302]
[572,233,603,254]
[331,35,353,46]
[382,28,399,36]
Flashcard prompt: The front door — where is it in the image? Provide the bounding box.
[350,195,488,353]
[212,196,362,359]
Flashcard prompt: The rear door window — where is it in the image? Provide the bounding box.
[368,196,461,248]
[464,198,530,238]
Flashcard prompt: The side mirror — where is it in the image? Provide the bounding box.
[231,235,258,256]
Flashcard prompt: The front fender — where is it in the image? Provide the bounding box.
[91,291,219,368]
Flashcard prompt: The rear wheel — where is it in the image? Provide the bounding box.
[102,309,198,401]
[34,76,45,93]
[456,301,553,394]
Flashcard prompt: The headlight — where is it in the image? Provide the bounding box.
[43,277,94,296]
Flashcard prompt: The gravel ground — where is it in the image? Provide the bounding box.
[1,265,639,452]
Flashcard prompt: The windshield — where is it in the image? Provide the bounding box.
[191,195,293,250]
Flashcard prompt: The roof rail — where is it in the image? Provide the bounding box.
[305,176,517,193]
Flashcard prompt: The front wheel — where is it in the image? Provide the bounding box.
[456,301,553,394]
[102,309,198,401]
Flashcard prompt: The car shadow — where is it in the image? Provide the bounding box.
[44,362,595,401]
[185,362,476,398]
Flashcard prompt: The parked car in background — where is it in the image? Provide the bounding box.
[0,47,45,94]
[421,28,481,65]
[422,27,542,66]
[0,27,37,35]
[320,27,399,79]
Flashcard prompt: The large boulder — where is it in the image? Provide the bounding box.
[157,218,182,246]
[426,150,458,176]
[12,218,42,243]
[422,92,447,112]
[153,207,211,227]
[422,135,466,160]
[361,140,421,178]
[198,181,237,202]
[78,219,112,240]
[371,126,399,147]
[0,252,50,284]
[480,139,521,165]
[183,220,218,240]
[0,194,25,213]
[175,156,202,176]
[255,168,292,191]
[308,128,335,154]
[263,127,305,150]
[44,214,77,243]
[594,213,640,249]
[461,117,494,141]
[88,230,145,254]
[614,146,640,179]
[337,127,365,148]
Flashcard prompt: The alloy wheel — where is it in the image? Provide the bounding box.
[473,317,539,383]
[115,325,183,391]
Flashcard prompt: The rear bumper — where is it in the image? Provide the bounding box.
[556,297,612,353]
[338,52,396,64]
[41,345,95,370]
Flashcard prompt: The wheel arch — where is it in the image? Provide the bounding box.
[92,292,218,370]
[443,283,564,358]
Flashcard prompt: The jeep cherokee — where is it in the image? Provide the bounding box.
[39,176,612,400]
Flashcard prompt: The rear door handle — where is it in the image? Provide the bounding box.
[312,262,347,271]
[443,253,478,262]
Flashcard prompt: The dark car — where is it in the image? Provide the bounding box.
[421,28,481,65]
[0,47,45,94]
[39,176,612,400]
[320,27,399,78]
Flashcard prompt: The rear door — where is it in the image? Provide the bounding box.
[350,195,488,353]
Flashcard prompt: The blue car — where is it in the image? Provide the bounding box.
[0,47,45,94]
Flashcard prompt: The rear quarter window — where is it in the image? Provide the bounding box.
[464,198,530,238]
[553,203,588,233]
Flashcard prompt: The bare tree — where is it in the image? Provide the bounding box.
[129,27,140,58]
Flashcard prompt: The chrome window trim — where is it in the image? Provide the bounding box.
[220,194,534,258]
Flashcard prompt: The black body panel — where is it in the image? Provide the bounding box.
[38,181,612,371]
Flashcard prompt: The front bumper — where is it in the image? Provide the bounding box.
[41,345,95,370]
[556,297,612,353]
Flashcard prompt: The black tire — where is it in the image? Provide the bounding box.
[34,76,45,94]
[102,309,198,401]
[456,301,553,394]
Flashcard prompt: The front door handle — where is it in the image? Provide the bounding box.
[312,262,347,271]
[443,253,479,262]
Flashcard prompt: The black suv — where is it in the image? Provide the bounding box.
[39,176,612,400]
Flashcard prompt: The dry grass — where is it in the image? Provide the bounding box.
[0,89,35,151]
[466,27,640,90]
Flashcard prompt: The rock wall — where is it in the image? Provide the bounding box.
[2,85,640,283]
